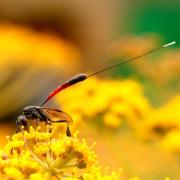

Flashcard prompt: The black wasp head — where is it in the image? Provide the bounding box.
[16,115,28,127]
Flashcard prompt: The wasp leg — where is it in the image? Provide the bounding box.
[45,120,53,158]
[14,117,29,154]
[15,124,20,133]
[50,120,67,123]
[46,120,52,133]
[66,124,71,137]
[35,121,38,128]
[49,119,71,137]
[16,120,26,134]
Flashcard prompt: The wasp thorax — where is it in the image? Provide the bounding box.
[22,106,39,115]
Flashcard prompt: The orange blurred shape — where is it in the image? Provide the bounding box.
[0,123,14,147]
[109,34,160,57]
[0,23,81,70]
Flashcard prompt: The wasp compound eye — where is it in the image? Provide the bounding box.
[16,115,28,127]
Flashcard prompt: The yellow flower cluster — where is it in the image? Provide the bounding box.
[0,126,120,179]
[0,23,80,69]
[137,95,180,152]
[56,77,152,129]
[56,76,180,153]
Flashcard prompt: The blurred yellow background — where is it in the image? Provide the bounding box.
[0,0,179,179]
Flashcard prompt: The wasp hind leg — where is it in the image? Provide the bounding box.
[49,119,72,137]
[46,120,52,134]
[66,124,71,137]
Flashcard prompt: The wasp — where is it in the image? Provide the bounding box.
[16,41,175,136]
[16,74,87,137]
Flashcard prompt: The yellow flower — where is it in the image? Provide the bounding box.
[0,23,80,68]
[103,112,122,128]
[3,167,23,179]
[81,166,121,180]
[137,95,180,140]
[161,130,180,153]
[56,77,152,129]
[0,126,121,179]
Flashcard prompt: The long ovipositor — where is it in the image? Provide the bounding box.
[40,74,87,106]
[40,41,175,106]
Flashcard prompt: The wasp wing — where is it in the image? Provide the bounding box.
[38,107,73,124]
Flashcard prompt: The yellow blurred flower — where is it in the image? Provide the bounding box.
[134,49,180,86]
[56,77,152,130]
[0,23,80,69]
[109,34,159,58]
[137,95,180,152]
[0,126,121,179]
[137,95,180,139]
[161,130,180,153]
[103,112,123,129]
